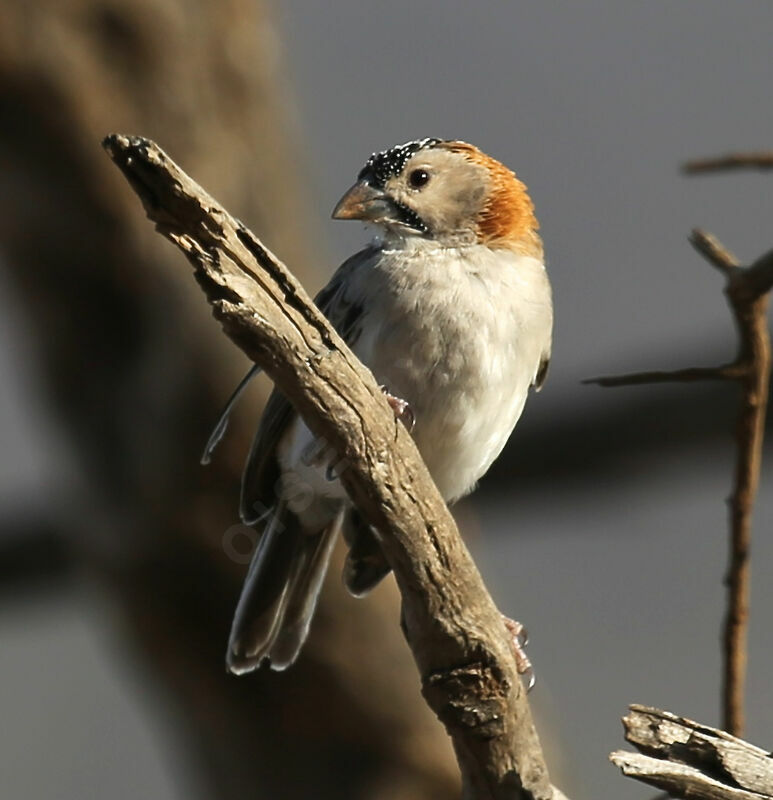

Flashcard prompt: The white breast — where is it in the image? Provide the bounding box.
[281,239,553,511]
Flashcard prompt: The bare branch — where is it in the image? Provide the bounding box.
[611,752,769,800]
[721,297,770,735]
[683,153,773,174]
[103,134,555,800]
[689,229,740,273]
[583,365,741,388]
[737,249,773,300]
[587,222,772,735]
[611,706,773,800]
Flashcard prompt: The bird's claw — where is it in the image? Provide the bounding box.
[503,616,535,692]
[380,386,415,432]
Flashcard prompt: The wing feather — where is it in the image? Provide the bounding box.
[239,247,377,523]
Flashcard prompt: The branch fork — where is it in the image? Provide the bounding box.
[586,223,773,736]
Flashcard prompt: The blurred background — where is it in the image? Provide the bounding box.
[1,1,772,798]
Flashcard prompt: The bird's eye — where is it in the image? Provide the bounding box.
[408,169,430,189]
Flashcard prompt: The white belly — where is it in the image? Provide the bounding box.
[365,311,535,502]
[280,242,552,510]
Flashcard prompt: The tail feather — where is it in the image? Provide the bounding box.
[342,509,392,597]
[226,502,342,674]
[267,516,341,668]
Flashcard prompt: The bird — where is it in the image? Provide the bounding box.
[208,138,554,676]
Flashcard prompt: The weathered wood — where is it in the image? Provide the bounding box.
[611,705,773,800]
[103,133,555,800]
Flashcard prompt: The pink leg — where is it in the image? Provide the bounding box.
[380,386,415,432]
[503,616,535,691]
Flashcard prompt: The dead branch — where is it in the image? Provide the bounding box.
[102,133,555,800]
[610,705,773,800]
[683,153,773,174]
[585,226,773,736]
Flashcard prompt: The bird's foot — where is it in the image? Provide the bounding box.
[380,386,415,432]
[502,616,535,692]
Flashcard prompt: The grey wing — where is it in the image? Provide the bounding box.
[239,246,376,524]
[311,245,378,348]
[239,388,295,524]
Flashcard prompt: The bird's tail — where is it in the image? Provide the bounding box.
[226,502,342,674]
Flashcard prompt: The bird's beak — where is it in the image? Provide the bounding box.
[332,181,393,222]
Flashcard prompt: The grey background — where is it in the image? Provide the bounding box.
[2,1,772,798]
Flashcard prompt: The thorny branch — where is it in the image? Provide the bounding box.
[103,133,556,800]
[587,224,773,736]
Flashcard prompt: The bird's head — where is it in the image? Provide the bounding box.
[333,138,540,253]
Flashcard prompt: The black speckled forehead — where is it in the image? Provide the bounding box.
[357,138,443,187]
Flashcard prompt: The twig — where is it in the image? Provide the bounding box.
[683,153,773,174]
[720,255,771,737]
[586,228,772,736]
[610,705,773,800]
[583,365,741,388]
[689,229,740,273]
[103,134,555,800]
